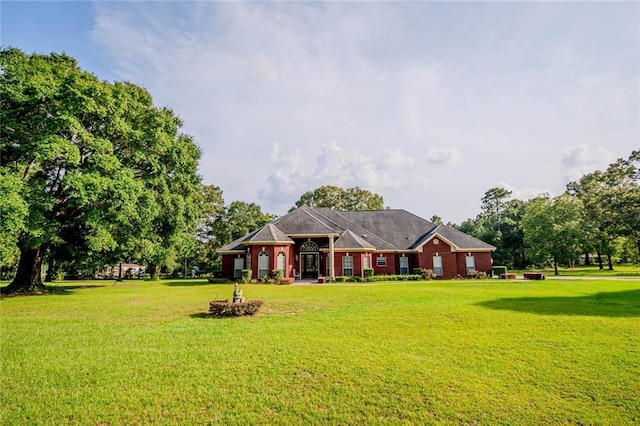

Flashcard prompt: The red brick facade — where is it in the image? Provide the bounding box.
[217,207,494,281]
[222,237,493,280]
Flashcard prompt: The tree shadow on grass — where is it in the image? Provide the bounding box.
[0,284,107,297]
[477,289,640,317]
[163,280,226,287]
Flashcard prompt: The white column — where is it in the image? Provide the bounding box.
[329,235,335,279]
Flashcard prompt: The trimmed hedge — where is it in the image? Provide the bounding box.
[366,274,422,282]
[208,300,263,317]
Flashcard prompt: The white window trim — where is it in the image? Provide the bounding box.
[433,256,443,276]
[258,251,269,279]
[342,255,353,276]
[466,255,475,275]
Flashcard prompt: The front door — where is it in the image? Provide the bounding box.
[301,253,318,278]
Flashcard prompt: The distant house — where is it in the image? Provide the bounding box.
[217,206,495,281]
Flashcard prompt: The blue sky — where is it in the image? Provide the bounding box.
[2,1,638,223]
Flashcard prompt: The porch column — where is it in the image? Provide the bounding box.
[329,235,335,279]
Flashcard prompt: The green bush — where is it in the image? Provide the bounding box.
[367,274,422,282]
[413,268,434,280]
[347,276,363,282]
[471,270,488,279]
[261,270,286,284]
[492,266,507,277]
[363,268,374,279]
[208,300,263,317]
[241,269,252,284]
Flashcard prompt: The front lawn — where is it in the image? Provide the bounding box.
[1,279,639,424]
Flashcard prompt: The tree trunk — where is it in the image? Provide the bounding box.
[553,257,559,275]
[606,249,614,271]
[2,245,47,294]
[117,262,123,282]
[148,263,161,280]
[597,250,603,270]
[44,257,56,282]
[584,252,591,266]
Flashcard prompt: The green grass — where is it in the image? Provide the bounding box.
[2,279,639,424]
[517,264,640,277]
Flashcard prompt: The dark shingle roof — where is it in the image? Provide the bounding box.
[334,229,376,250]
[411,224,495,251]
[245,223,294,244]
[218,207,495,253]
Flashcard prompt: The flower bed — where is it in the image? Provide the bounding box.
[208,300,263,317]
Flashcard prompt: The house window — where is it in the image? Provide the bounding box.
[364,255,371,269]
[277,251,286,276]
[433,256,443,276]
[258,251,269,279]
[233,258,244,279]
[400,257,409,275]
[376,256,387,267]
[466,255,475,275]
[342,256,353,276]
[301,241,319,252]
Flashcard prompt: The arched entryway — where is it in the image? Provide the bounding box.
[300,241,319,278]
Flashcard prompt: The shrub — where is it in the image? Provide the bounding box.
[470,270,488,279]
[208,300,263,317]
[366,274,422,282]
[240,269,252,284]
[413,268,434,280]
[261,270,286,284]
[347,276,363,282]
[363,268,374,280]
[492,266,507,277]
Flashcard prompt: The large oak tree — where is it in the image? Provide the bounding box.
[0,48,202,293]
[290,185,385,211]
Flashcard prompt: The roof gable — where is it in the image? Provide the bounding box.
[334,229,376,251]
[413,224,495,252]
[244,223,294,244]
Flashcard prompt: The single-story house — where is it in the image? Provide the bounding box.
[217,206,495,281]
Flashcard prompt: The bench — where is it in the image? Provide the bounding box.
[317,276,326,284]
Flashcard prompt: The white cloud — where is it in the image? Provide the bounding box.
[426,147,462,168]
[87,1,639,223]
[496,181,552,202]
[560,144,615,183]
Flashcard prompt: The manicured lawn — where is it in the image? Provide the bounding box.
[2,279,639,424]
[517,264,640,277]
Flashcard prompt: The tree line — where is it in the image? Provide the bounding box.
[1,48,637,293]
[455,150,639,273]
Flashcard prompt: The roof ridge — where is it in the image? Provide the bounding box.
[304,207,347,232]
[274,206,337,233]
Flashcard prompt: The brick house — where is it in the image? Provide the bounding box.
[217,206,495,281]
